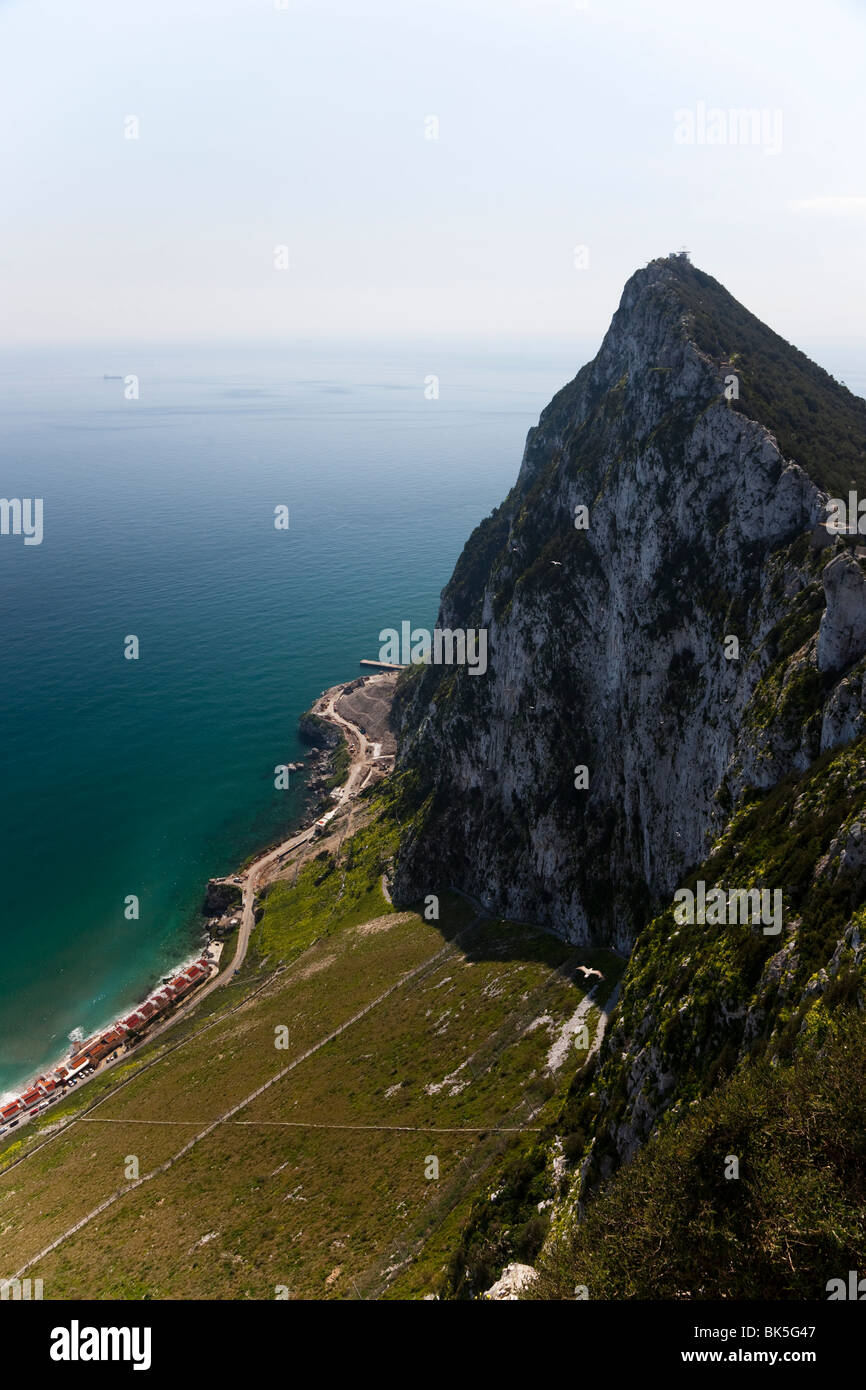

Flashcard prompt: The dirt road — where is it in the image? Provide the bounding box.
[209,670,399,987]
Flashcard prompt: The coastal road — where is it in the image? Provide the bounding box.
[232,826,315,974]
[0,675,392,1144]
[209,672,396,985]
[315,691,370,798]
[115,823,319,1043]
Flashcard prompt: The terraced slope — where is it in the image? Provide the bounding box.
[0,796,621,1300]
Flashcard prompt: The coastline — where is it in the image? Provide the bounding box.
[0,941,223,1112]
[0,671,398,1133]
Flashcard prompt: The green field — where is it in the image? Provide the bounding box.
[0,798,622,1300]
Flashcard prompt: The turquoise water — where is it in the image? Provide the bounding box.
[0,339,586,1095]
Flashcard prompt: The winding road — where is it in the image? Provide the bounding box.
[211,673,394,989]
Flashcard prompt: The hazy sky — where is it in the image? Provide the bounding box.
[1,0,864,348]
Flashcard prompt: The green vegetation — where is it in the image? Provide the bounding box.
[568,734,866,1213]
[0,785,615,1300]
[256,842,390,963]
[666,256,866,498]
[745,570,831,736]
[445,1139,552,1296]
[444,501,513,629]
[438,1037,618,1299]
[324,736,351,791]
[390,661,425,731]
[532,1012,866,1300]
[254,785,407,963]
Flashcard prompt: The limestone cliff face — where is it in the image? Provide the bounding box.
[392,256,866,954]
[818,553,866,675]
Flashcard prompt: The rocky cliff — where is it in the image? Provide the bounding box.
[390,259,866,1252]
[393,255,866,955]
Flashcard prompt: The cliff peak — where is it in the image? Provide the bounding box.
[392,260,866,954]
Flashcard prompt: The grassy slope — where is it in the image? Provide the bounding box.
[0,787,617,1300]
[531,1011,866,1300]
[522,730,866,1300]
[440,725,866,1301]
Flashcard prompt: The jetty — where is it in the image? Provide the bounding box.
[359,658,406,671]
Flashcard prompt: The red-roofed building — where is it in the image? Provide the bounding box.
[1,1101,21,1121]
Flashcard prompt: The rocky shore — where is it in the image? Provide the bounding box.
[198,693,351,946]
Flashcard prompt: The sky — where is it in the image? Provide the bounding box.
[0,0,864,351]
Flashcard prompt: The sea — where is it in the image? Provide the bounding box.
[0,337,590,1097]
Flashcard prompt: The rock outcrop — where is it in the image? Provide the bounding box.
[201,879,242,916]
[391,255,866,950]
[393,257,866,1279]
[298,709,342,749]
[482,1263,538,1300]
[817,551,866,674]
